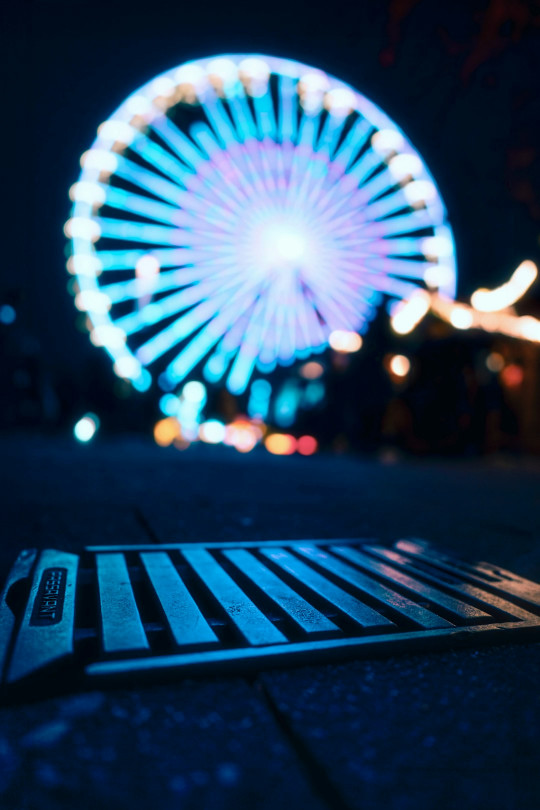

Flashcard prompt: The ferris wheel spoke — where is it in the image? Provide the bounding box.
[204,307,255,383]
[310,152,385,222]
[359,208,443,238]
[101,260,239,305]
[96,247,234,272]
[202,92,243,149]
[315,112,348,160]
[297,112,321,153]
[226,292,274,393]
[113,155,186,206]
[95,217,185,246]
[205,145,264,207]
[361,235,433,258]
[277,75,297,143]
[253,88,277,140]
[189,125,266,209]
[150,116,208,171]
[226,92,259,142]
[295,294,321,351]
[128,137,195,187]
[331,116,372,173]
[312,278,370,326]
[360,255,433,280]
[164,283,263,383]
[135,288,238,366]
[103,186,181,227]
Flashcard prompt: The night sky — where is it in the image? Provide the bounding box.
[4,0,540,383]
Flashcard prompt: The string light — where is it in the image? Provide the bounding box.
[389,261,540,344]
[471,261,537,312]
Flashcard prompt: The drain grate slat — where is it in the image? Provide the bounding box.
[394,539,540,607]
[1,538,539,699]
[140,552,218,648]
[296,545,453,630]
[362,546,540,621]
[333,546,492,622]
[97,553,149,653]
[182,548,287,647]
[223,549,338,637]
[260,548,395,630]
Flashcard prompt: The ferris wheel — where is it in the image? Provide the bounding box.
[66,54,457,397]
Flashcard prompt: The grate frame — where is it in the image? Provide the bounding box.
[1,538,540,699]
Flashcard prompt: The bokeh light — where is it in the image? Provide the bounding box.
[389,354,411,378]
[485,352,505,373]
[299,362,324,380]
[500,364,524,388]
[199,419,227,444]
[0,305,16,325]
[154,416,181,447]
[265,434,296,455]
[74,414,100,442]
[328,331,363,353]
[297,435,318,455]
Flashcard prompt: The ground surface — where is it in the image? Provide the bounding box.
[0,434,539,810]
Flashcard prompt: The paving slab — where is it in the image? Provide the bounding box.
[261,644,540,810]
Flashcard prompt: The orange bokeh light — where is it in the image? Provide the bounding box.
[265,434,297,455]
[299,361,324,380]
[154,417,181,447]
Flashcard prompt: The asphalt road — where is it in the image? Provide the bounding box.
[0,435,539,810]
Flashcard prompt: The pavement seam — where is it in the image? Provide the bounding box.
[133,507,162,544]
[255,675,352,810]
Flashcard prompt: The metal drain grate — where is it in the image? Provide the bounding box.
[1,539,540,698]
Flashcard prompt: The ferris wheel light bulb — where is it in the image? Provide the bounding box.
[151,77,176,98]
[403,180,437,207]
[371,129,405,156]
[64,217,101,241]
[207,58,238,85]
[90,324,126,348]
[325,88,355,116]
[424,264,454,290]
[80,149,118,174]
[238,58,270,95]
[66,254,103,276]
[388,153,423,182]
[74,289,111,313]
[422,235,454,260]
[98,120,136,146]
[125,94,153,116]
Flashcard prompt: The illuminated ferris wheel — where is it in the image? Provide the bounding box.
[66,54,457,397]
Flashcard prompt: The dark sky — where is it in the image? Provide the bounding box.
[4,0,540,378]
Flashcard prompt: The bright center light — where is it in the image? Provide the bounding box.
[255,220,310,272]
[274,230,306,262]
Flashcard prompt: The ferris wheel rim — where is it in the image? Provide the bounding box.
[67,53,458,394]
